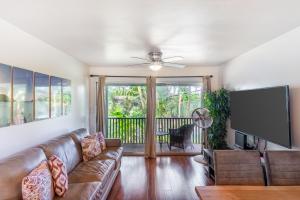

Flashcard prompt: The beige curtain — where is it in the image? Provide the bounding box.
[202,76,212,149]
[145,76,156,158]
[203,75,212,93]
[96,76,106,134]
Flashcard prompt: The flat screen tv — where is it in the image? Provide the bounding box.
[230,86,291,148]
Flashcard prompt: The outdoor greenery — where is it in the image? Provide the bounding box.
[106,85,146,143]
[107,85,202,118]
[106,85,203,143]
[156,85,202,118]
[107,86,147,118]
[204,88,230,149]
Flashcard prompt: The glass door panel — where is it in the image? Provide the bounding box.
[156,77,203,155]
[105,77,147,155]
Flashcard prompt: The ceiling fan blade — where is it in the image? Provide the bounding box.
[162,56,184,62]
[126,63,150,67]
[131,57,150,61]
[163,62,186,69]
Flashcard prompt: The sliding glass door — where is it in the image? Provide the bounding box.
[91,76,206,156]
[156,77,203,155]
[105,77,147,155]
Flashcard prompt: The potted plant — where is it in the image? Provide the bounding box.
[204,88,230,149]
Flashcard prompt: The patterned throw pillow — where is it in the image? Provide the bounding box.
[22,161,54,200]
[48,155,68,197]
[81,134,102,161]
[97,131,106,151]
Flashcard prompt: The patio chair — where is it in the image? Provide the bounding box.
[169,124,194,150]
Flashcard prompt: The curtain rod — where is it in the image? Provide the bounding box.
[90,75,213,78]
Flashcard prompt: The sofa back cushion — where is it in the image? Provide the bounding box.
[39,135,81,173]
[71,128,89,142]
[0,148,47,200]
[70,128,89,161]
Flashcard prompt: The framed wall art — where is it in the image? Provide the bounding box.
[35,72,50,120]
[0,64,12,127]
[12,67,34,125]
[62,79,71,115]
[50,76,62,118]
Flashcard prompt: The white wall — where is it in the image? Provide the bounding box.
[223,26,300,149]
[0,19,89,159]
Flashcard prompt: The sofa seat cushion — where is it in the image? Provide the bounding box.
[68,160,115,186]
[54,182,101,200]
[93,147,123,169]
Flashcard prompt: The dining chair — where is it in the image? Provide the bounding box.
[214,150,265,185]
[264,151,300,185]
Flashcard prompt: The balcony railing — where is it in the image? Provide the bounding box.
[107,117,202,144]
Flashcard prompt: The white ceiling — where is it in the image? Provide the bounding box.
[0,0,300,67]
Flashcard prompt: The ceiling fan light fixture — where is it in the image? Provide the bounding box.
[130,51,185,70]
[149,63,162,71]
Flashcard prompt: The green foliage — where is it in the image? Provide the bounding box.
[107,85,147,118]
[0,94,9,102]
[108,85,202,118]
[156,86,202,118]
[204,88,230,149]
[106,85,203,142]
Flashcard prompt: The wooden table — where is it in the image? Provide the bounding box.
[195,186,300,200]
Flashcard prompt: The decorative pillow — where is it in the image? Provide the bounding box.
[81,134,102,161]
[96,131,106,151]
[22,161,54,200]
[48,155,68,197]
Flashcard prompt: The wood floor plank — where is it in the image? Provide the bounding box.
[108,156,214,200]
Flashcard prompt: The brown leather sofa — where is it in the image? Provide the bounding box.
[0,128,123,200]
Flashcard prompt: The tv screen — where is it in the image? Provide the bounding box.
[230,86,291,148]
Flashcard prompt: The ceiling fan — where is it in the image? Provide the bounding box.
[129,51,186,71]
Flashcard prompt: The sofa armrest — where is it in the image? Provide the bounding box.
[105,139,122,147]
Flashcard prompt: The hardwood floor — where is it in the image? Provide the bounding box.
[108,156,214,200]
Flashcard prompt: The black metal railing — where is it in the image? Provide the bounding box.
[107,117,202,144]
